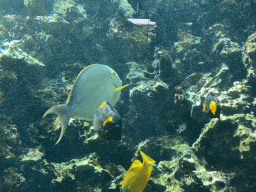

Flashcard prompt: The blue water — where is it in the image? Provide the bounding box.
[0,0,256,191]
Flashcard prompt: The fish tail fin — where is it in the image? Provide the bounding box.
[43,104,70,144]
[140,151,156,165]
[114,84,129,93]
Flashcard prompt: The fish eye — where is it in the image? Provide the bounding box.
[73,104,77,108]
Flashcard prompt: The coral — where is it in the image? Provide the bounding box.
[21,146,44,161]
[176,122,186,134]
[126,61,168,98]
[175,31,201,53]
[53,0,86,18]
[0,118,20,162]
[24,0,33,6]
[3,167,27,191]
[212,37,241,59]
[48,152,125,191]
[108,17,156,61]
[112,0,135,17]
[245,32,256,69]
[0,40,45,66]
[1,1,256,192]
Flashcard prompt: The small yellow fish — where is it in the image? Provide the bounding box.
[203,92,221,119]
[121,151,155,192]
[94,101,122,140]
[43,64,128,144]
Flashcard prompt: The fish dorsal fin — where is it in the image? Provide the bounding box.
[66,64,97,104]
[114,84,129,93]
[209,101,217,115]
[129,160,143,171]
[140,151,156,165]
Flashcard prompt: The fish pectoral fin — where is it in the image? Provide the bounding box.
[114,84,129,93]
[103,116,112,126]
[99,101,107,109]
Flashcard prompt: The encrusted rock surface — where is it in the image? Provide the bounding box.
[1,0,256,192]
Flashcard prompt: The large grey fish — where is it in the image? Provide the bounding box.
[43,64,128,144]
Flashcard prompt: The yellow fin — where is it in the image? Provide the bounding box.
[140,151,156,165]
[129,159,143,170]
[209,101,217,115]
[99,101,107,109]
[114,84,129,93]
[103,116,112,126]
[121,160,143,188]
[203,103,207,112]
[111,71,117,77]
[121,152,154,192]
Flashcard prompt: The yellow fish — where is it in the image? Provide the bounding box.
[121,151,155,192]
[203,92,221,119]
[43,64,128,144]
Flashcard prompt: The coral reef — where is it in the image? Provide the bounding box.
[1,0,256,192]
[245,32,256,69]
[112,0,135,18]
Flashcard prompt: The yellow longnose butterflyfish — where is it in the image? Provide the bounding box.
[203,92,221,119]
[121,151,155,192]
[43,64,128,144]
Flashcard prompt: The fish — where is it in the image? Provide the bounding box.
[94,101,122,140]
[203,92,221,119]
[43,64,128,144]
[127,18,156,25]
[121,151,156,192]
[184,22,193,26]
[189,92,221,134]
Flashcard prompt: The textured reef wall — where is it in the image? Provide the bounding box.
[1,0,256,191]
